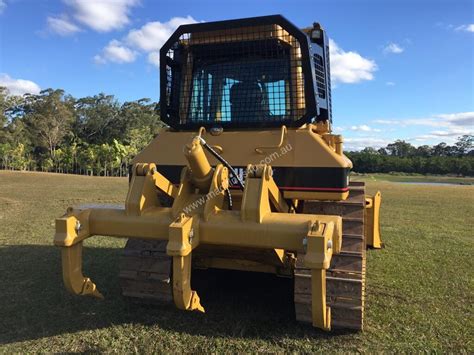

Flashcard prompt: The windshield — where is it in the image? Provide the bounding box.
[187,55,291,124]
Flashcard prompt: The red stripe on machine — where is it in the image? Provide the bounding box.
[280,186,349,192]
[229,185,349,192]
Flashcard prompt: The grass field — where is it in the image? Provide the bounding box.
[351,173,474,185]
[0,170,473,352]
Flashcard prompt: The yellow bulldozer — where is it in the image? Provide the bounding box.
[54,15,382,331]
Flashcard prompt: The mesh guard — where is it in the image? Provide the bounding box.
[160,15,317,130]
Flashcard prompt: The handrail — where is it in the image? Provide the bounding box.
[255,125,288,154]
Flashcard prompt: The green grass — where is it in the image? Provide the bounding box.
[0,170,473,352]
[352,172,474,185]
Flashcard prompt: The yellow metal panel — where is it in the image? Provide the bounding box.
[132,126,352,169]
[304,222,335,270]
[54,210,90,247]
[365,191,382,248]
[167,214,197,257]
[125,174,158,216]
[152,167,178,199]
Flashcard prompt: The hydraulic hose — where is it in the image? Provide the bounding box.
[198,136,295,213]
[197,137,245,190]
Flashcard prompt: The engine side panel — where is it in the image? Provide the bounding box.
[132,126,351,200]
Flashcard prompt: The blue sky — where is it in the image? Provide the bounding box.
[0,0,472,150]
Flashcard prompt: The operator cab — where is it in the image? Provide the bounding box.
[160,15,332,130]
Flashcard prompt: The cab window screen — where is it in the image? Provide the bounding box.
[188,56,290,124]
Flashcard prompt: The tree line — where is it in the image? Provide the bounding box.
[0,87,164,176]
[346,137,473,176]
[0,86,472,176]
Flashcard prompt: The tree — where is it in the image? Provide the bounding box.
[9,143,29,170]
[0,143,12,169]
[128,127,154,153]
[121,99,164,150]
[454,135,473,156]
[77,145,97,176]
[360,147,379,155]
[0,87,25,144]
[432,142,453,157]
[17,89,74,162]
[96,143,115,176]
[0,87,9,131]
[386,140,416,157]
[416,145,432,157]
[0,87,166,175]
[112,139,129,177]
[121,99,163,132]
[60,146,75,173]
[73,93,123,145]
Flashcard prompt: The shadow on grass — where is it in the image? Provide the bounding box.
[0,245,355,345]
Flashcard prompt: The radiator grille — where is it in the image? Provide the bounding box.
[326,45,332,119]
[313,53,326,99]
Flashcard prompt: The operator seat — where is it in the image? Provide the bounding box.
[230,81,266,122]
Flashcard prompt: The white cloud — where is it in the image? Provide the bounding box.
[126,16,197,52]
[386,81,395,86]
[47,0,140,35]
[344,137,392,151]
[429,127,471,137]
[0,0,6,14]
[373,112,474,144]
[0,74,41,96]
[329,39,377,84]
[338,112,472,148]
[94,40,137,64]
[374,111,474,128]
[383,42,404,54]
[455,24,474,33]
[412,128,472,144]
[350,124,381,132]
[64,0,139,32]
[95,16,198,66]
[148,52,160,67]
[47,15,81,36]
[433,112,474,126]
